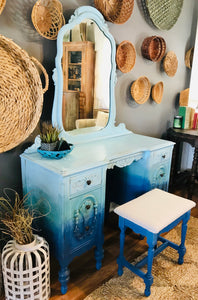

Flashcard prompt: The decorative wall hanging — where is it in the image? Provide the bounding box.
[130,76,151,104]
[0,0,6,15]
[0,34,49,153]
[116,40,136,73]
[31,0,65,40]
[94,0,134,24]
[185,47,194,69]
[141,36,166,62]
[163,51,178,77]
[144,0,183,30]
[151,81,164,104]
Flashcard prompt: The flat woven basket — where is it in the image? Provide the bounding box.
[163,51,178,77]
[151,81,164,104]
[131,76,151,104]
[116,40,136,73]
[0,34,49,153]
[94,0,134,24]
[185,47,194,69]
[0,0,6,14]
[31,0,65,40]
[141,36,166,62]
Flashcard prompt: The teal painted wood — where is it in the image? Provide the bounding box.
[117,210,191,297]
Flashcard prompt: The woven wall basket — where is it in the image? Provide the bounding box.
[141,36,166,62]
[151,81,164,104]
[94,0,134,24]
[0,34,49,153]
[163,51,178,77]
[0,0,6,15]
[185,47,194,69]
[130,76,151,104]
[31,0,65,40]
[116,40,136,73]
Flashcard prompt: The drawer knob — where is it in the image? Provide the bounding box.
[160,173,164,177]
[86,180,91,185]
[162,155,166,159]
[86,205,91,210]
[85,226,89,231]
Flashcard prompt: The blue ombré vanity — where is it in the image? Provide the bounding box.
[20,6,174,294]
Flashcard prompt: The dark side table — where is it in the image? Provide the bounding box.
[167,127,198,199]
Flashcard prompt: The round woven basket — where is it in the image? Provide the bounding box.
[185,47,194,69]
[31,0,65,40]
[0,34,49,153]
[116,40,136,73]
[130,76,151,104]
[151,81,164,104]
[94,0,134,24]
[0,0,6,15]
[163,51,178,77]
[141,36,166,62]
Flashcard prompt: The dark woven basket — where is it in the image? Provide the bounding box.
[141,36,166,62]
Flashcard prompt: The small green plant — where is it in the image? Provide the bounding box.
[40,122,61,144]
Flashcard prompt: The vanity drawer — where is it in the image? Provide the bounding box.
[150,147,173,164]
[70,168,102,196]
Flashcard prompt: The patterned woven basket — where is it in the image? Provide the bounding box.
[0,0,6,14]
[31,0,65,40]
[0,34,49,153]
[141,36,166,62]
[163,51,178,77]
[185,47,194,69]
[151,81,164,104]
[94,0,134,24]
[116,40,136,73]
[131,76,151,104]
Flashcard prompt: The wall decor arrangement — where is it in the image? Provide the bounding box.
[141,36,166,62]
[163,51,178,77]
[151,81,164,104]
[185,47,194,69]
[142,0,184,30]
[94,0,134,24]
[31,0,65,40]
[0,0,6,15]
[0,34,49,153]
[116,40,136,73]
[130,76,151,104]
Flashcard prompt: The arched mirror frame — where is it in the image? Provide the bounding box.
[52,6,128,144]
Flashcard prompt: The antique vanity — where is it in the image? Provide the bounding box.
[20,6,174,294]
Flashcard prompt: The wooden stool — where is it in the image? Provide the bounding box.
[114,188,196,297]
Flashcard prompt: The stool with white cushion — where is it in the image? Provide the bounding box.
[114,188,196,297]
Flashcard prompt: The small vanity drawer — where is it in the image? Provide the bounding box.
[150,147,173,164]
[70,169,102,196]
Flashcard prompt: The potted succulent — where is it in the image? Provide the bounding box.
[39,122,61,151]
[0,189,51,300]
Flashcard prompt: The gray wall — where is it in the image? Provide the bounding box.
[0,0,197,195]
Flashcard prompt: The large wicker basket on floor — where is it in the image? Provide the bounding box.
[0,34,49,153]
[116,40,136,73]
[31,0,65,40]
[94,0,134,24]
[0,0,6,15]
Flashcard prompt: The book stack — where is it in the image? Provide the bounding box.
[178,89,197,129]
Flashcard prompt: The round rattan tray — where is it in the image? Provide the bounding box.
[116,41,136,73]
[31,0,65,40]
[0,0,6,15]
[131,76,151,104]
[163,51,178,77]
[141,36,166,62]
[145,0,183,30]
[94,0,134,24]
[0,34,49,153]
[185,47,194,69]
[151,81,164,104]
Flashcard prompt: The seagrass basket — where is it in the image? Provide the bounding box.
[163,51,178,77]
[31,0,65,40]
[0,0,6,15]
[94,0,134,24]
[141,36,166,62]
[0,34,49,153]
[116,41,136,73]
[130,76,151,104]
[185,47,194,69]
[151,81,164,104]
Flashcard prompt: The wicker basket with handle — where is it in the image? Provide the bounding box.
[94,0,134,24]
[0,34,49,153]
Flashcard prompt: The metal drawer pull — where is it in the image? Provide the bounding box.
[86,205,90,210]
[162,155,166,159]
[85,226,89,231]
[160,173,165,177]
[86,180,91,185]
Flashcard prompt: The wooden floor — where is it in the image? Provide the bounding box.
[1,183,198,300]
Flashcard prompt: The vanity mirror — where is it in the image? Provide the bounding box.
[52,6,128,144]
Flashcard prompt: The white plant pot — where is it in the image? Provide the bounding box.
[2,235,50,300]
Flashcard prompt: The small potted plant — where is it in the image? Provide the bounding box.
[40,122,61,151]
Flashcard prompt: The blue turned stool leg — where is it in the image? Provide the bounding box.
[178,211,191,265]
[117,217,126,276]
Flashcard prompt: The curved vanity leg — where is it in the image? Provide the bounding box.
[58,266,70,294]
[117,217,126,276]
[94,246,104,270]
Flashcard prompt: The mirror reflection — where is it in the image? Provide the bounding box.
[61,19,111,134]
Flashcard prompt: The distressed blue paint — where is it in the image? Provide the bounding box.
[117,210,192,297]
